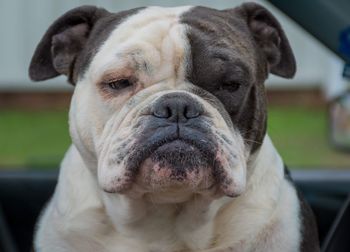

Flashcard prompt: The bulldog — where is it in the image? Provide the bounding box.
[29,3,319,252]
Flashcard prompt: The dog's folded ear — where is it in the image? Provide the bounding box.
[29,5,109,83]
[230,2,296,78]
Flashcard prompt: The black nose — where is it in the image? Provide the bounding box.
[152,93,203,123]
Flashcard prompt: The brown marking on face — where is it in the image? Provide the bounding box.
[97,67,139,100]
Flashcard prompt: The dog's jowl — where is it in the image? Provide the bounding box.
[29,3,320,252]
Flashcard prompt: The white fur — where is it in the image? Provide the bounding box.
[35,136,301,252]
[35,6,301,252]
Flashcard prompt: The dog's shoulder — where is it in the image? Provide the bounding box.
[284,167,320,252]
[208,137,302,251]
[295,184,320,252]
[34,146,109,251]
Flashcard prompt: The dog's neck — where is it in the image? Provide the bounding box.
[246,134,284,188]
[102,191,231,250]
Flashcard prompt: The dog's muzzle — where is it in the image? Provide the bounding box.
[129,93,217,192]
[98,92,246,199]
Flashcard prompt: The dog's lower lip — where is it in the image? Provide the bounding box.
[154,139,195,150]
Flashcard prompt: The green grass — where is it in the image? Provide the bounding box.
[0,109,70,169]
[268,106,350,168]
[0,106,349,169]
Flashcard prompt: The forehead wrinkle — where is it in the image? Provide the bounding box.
[157,23,187,81]
[87,6,192,85]
[115,49,152,74]
[99,6,192,53]
[168,24,190,81]
[122,19,188,84]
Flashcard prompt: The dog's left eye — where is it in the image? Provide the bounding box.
[107,79,132,90]
[220,82,240,92]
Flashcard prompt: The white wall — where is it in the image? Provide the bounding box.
[0,0,344,92]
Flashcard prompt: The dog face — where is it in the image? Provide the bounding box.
[29,3,295,203]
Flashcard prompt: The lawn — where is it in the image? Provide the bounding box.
[0,109,70,169]
[268,106,350,168]
[0,106,349,169]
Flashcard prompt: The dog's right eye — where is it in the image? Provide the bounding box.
[107,79,133,90]
[220,82,241,92]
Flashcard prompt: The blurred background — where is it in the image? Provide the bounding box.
[0,0,349,170]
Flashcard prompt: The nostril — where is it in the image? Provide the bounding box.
[152,93,203,122]
[185,106,200,119]
[153,105,171,118]
[184,105,202,119]
[167,106,172,118]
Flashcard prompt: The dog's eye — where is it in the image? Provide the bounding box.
[107,79,132,90]
[220,82,240,92]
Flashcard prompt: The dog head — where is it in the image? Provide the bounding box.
[29,3,295,203]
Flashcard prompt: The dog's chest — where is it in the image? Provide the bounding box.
[103,202,216,252]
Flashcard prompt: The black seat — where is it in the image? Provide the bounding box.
[322,195,350,252]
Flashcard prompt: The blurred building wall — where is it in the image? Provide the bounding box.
[0,0,343,92]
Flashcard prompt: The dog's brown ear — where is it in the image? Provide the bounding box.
[29,5,108,83]
[232,2,296,78]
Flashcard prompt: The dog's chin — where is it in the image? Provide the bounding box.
[133,140,216,202]
[142,190,198,204]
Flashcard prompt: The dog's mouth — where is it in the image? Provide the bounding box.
[130,125,216,175]
[98,122,246,199]
[136,139,215,193]
[147,139,208,171]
